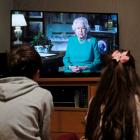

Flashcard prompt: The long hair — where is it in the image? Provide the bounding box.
[85,50,140,140]
[8,44,41,79]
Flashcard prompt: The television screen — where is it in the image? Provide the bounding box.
[11,10,119,78]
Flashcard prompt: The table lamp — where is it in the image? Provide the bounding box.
[12,13,27,45]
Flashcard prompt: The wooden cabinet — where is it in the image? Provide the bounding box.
[38,77,100,139]
[51,108,87,140]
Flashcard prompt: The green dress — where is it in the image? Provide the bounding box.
[63,35,101,73]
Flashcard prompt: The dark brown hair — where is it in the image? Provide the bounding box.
[8,44,41,79]
[85,50,140,140]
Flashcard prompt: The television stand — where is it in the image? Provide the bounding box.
[38,77,100,140]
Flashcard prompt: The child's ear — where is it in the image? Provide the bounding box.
[33,69,40,81]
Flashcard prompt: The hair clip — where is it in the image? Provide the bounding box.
[112,50,129,63]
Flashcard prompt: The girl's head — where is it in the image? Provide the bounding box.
[72,17,90,40]
[102,50,136,86]
[85,50,140,140]
[100,50,138,100]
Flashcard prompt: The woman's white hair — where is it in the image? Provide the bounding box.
[72,17,90,32]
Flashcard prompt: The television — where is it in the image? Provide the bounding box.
[11,10,119,78]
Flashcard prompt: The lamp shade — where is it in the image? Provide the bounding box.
[12,14,27,27]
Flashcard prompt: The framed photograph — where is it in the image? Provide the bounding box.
[29,12,43,18]
[28,21,43,37]
[52,13,63,23]
[65,13,75,24]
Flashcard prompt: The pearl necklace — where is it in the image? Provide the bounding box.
[78,35,87,44]
[79,39,86,44]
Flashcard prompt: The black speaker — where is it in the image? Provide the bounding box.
[0,53,8,78]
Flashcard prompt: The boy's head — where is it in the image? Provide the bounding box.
[8,44,41,79]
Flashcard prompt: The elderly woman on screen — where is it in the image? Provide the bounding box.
[63,17,101,73]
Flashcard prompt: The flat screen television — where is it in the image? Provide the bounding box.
[11,10,119,78]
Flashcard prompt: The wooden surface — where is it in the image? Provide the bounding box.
[38,77,100,85]
[38,77,100,139]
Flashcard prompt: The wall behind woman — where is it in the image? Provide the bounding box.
[12,0,140,75]
[0,0,13,52]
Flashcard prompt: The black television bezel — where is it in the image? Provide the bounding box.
[10,10,119,78]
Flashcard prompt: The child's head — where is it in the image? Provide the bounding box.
[8,44,41,79]
[101,50,137,87]
[85,50,140,140]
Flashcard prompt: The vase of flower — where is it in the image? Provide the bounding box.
[31,32,53,53]
[34,45,49,53]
